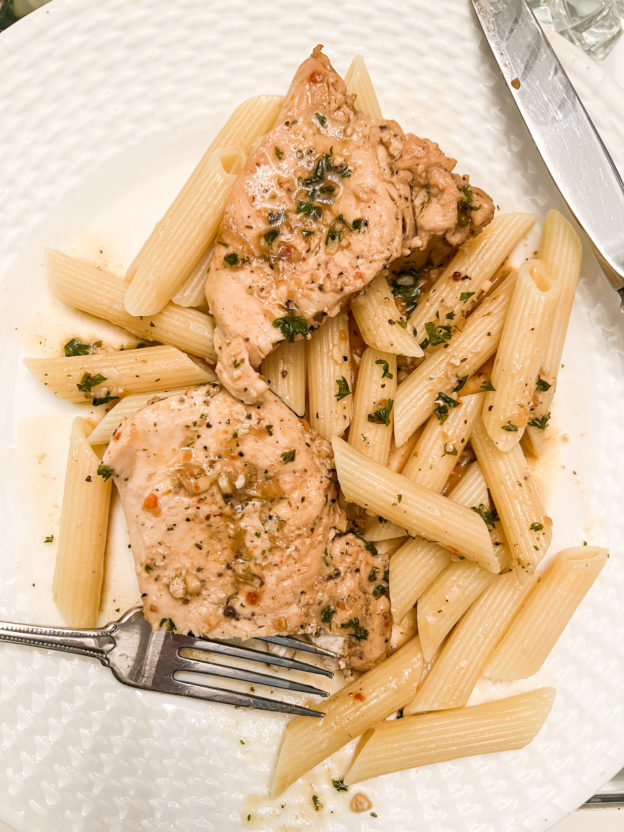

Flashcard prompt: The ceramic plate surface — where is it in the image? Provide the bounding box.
[0,3,623,831]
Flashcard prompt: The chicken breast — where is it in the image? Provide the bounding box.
[104,384,390,670]
[206,45,494,401]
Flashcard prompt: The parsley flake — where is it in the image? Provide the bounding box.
[528,413,550,430]
[272,313,309,341]
[367,399,394,426]
[281,449,296,464]
[335,376,351,401]
[536,376,551,392]
[77,372,107,395]
[96,464,115,480]
[375,359,393,379]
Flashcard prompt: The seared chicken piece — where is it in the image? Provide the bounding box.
[104,385,390,670]
[206,45,494,401]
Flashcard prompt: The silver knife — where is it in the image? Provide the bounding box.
[471,0,624,308]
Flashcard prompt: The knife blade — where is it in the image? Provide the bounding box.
[471,0,624,307]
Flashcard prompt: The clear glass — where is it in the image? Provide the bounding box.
[527,0,622,58]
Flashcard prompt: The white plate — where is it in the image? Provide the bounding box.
[0,3,623,831]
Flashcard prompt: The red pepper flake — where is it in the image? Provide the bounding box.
[309,71,324,83]
[277,244,300,261]
[143,493,158,510]
[246,591,259,606]
[511,77,521,90]
[354,692,365,702]
[113,431,121,441]
[452,271,462,281]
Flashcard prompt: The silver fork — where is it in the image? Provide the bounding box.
[0,607,334,717]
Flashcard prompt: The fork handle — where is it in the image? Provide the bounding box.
[0,619,113,661]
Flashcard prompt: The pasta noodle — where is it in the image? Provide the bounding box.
[53,418,112,627]
[307,312,353,439]
[261,340,306,417]
[348,348,396,464]
[393,275,515,446]
[333,437,498,571]
[271,637,423,796]
[482,259,558,451]
[484,546,608,680]
[24,345,214,403]
[351,275,424,357]
[344,55,383,118]
[171,247,212,308]
[46,249,216,360]
[125,95,283,315]
[344,688,555,785]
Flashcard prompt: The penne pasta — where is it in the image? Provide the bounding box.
[125,95,283,315]
[46,249,217,360]
[405,570,536,714]
[171,246,213,308]
[344,55,383,118]
[307,312,353,439]
[524,210,582,456]
[271,637,423,796]
[53,418,112,627]
[261,340,307,417]
[348,348,397,464]
[25,345,214,403]
[408,212,535,336]
[351,275,424,357]
[401,392,483,488]
[482,259,558,450]
[470,416,551,578]
[417,559,497,662]
[484,546,608,681]
[344,688,555,785]
[333,437,498,571]
[393,275,515,446]
[87,389,186,446]
[389,460,490,623]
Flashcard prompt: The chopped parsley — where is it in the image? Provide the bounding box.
[296,200,322,219]
[223,252,239,266]
[64,338,99,357]
[272,313,309,341]
[315,112,327,127]
[460,291,476,303]
[144,564,153,573]
[263,229,278,248]
[335,376,351,401]
[443,443,458,457]
[368,568,378,582]
[354,534,378,556]
[267,210,285,225]
[281,449,296,463]
[332,778,348,792]
[312,795,321,811]
[265,424,274,436]
[434,391,460,423]
[92,392,119,407]
[372,584,388,598]
[423,321,452,347]
[340,618,368,641]
[536,376,551,392]
[457,184,477,227]
[501,421,518,432]
[96,464,115,480]
[530,522,544,531]
[321,605,335,625]
[528,413,550,430]
[159,617,176,632]
[367,399,394,426]
[351,218,364,232]
[375,359,393,379]
[44,534,54,543]
[454,375,468,392]
[391,267,424,316]
[480,380,496,391]
[471,503,498,530]
[77,372,107,395]
[274,146,284,159]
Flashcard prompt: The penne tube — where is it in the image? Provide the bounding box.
[344,55,383,118]
[125,95,283,315]
[484,546,608,681]
[408,212,535,336]
[171,247,213,308]
[53,418,112,627]
[271,637,423,796]
[24,345,214,404]
[261,340,306,417]
[482,260,558,451]
[389,460,489,623]
[46,249,216,360]
[307,312,353,440]
[348,348,397,464]
[405,570,536,714]
[351,275,424,357]
[363,519,407,542]
[417,559,497,661]
[401,392,483,489]
[87,388,186,445]
[525,210,582,456]
[344,688,555,785]
[333,437,498,571]
[394,275,515,447]
[471,416,551,578]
